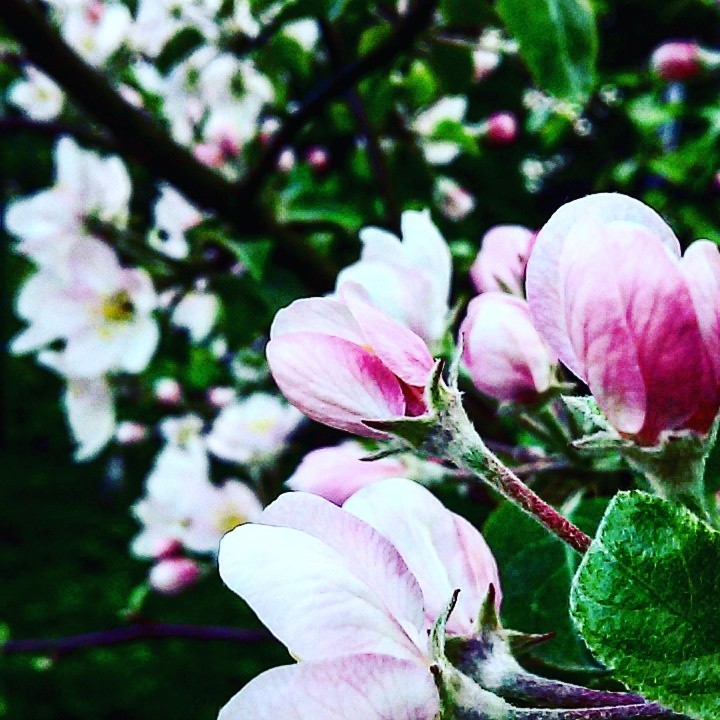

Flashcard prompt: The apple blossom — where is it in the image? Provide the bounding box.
[154,378,183,405]
[470,225,536,296]
[336,210,452,345]
[526,193,720,445]
[149,185,202,260]
[266,287,435,438]
[473,48,501,80]
[11,239,159,378]
[207,386,237,408]
[149,557,201,595]
[171,290,219,343]
[7,67,64,121]
[5,137,131,269]
[286,440,409,504]
[413,96,467,165]
[460,293,557,404]
[206,393,303,464]
[218,479,501,718]
[116,421,148,445]
[435,177,476,221]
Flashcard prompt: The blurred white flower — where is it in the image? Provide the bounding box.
[5,137,131,269]
[12,239,159,378]
[116,421,148,445]
[149,185,202,260]
[285,19,319,51]
[64,376,116,461]
[60,2,132,66]
[207,386,237,408]
[413,97,467,165]
[206,393,303,464]
[159,413,204,450]
[336,210,452,345]
[171,291,220,343]
[7,68,64,121]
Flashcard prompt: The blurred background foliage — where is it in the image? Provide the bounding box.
[4,0,720,717]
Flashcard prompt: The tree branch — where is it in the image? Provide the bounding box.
[3,623,270,658]
[0,117,118,152]
[242,0,438,190]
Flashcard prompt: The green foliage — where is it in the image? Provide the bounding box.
[485,498,607,673]
[571,492,720,719]
[497,0,598,102]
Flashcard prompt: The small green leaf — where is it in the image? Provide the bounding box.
[485,499,606,672]
[571,491,720,719]
[496,0,597,102]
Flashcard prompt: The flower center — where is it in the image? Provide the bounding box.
[101,290,135,323]
[217,511,247,534]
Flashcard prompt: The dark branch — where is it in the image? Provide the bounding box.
[242,0,438,190]
[0,117,118,152]
[3,623,270,657]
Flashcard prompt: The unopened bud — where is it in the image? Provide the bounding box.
[193,142,224,168]
[116,421,148,445]
[154,378,182,405]
[208,386,237,408]
[483,112,518,146]
[472,49,500,81]
[305,146,330,172]
[149,558,201,595]
[277,148,295,173]
[650,41,702,81]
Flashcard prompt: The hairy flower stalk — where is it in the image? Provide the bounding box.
[366,364,592,554]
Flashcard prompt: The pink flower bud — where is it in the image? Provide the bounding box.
[650,41,702,81]
[527,193,720,445]
[286,440,408,504]
[193,143,224,168]
[116,421,148,445]
[470,225,535,296]
[484,112,518,146]
[149,557,201,595]
[154,378,182,405]
[460,293,556,404]
[155,538,183,561]
[277,148,295,173]
[473,49,500,81]
[305,146,330,172]
[266,286,435,438]
[259,117,281,145]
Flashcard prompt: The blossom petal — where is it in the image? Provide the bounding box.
[527,193,680,378]
[218,523,425,661]
[270,297,365,345]
[344,479,501,636]
[219,655,439,720]
[260,492,425,639]
[266,333,406,438]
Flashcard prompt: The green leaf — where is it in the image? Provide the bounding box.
[496,0,597,102]
[571,491,720,719]
[484,498,606,672]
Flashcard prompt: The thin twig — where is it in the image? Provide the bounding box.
[3,623,270,657]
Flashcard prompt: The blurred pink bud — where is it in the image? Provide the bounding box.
[193,143,224,168]
[116,421,148,445]
[154,378,182,405]
[527,193,720,445]
[276,148,295,173]
[470,224,536,296]
[266,287,435,438]
[149,557,201,595]
[460,293,556,404]
[484,112,518,146]
[259,117,281,145]
[207,386,237,408]
[305,146,329,172]
[155,538,183,561]
[286,440,408,504]
[650,41,702,81]
[435,177,476,221]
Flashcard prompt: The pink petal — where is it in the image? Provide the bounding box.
[561,221,709,442]
[470,224,535,296]
[343,291,434,388]
[266,333,406,438]
[218,523,425,662]
[270,297,365,345]
[344,479,501,637]
[219,655,439,720]
[527,193,680,379]
[286,440,407,505]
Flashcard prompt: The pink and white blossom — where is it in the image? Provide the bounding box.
[460,293,557,404]
[11,239,159,378]
[336,210,452,345]
[154,377,183,405]
[171,290,219,343]
[435,177,476,221]
[413,96,467,165]
[267,287,435,438]
[286,440,409,504]
[470,224,536,296]
[527,193,720,444]
[650,41,703,81]
[206,393,303,464]
[217,479,500,719]
[149,185,202,260]
[149,557,201,595]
